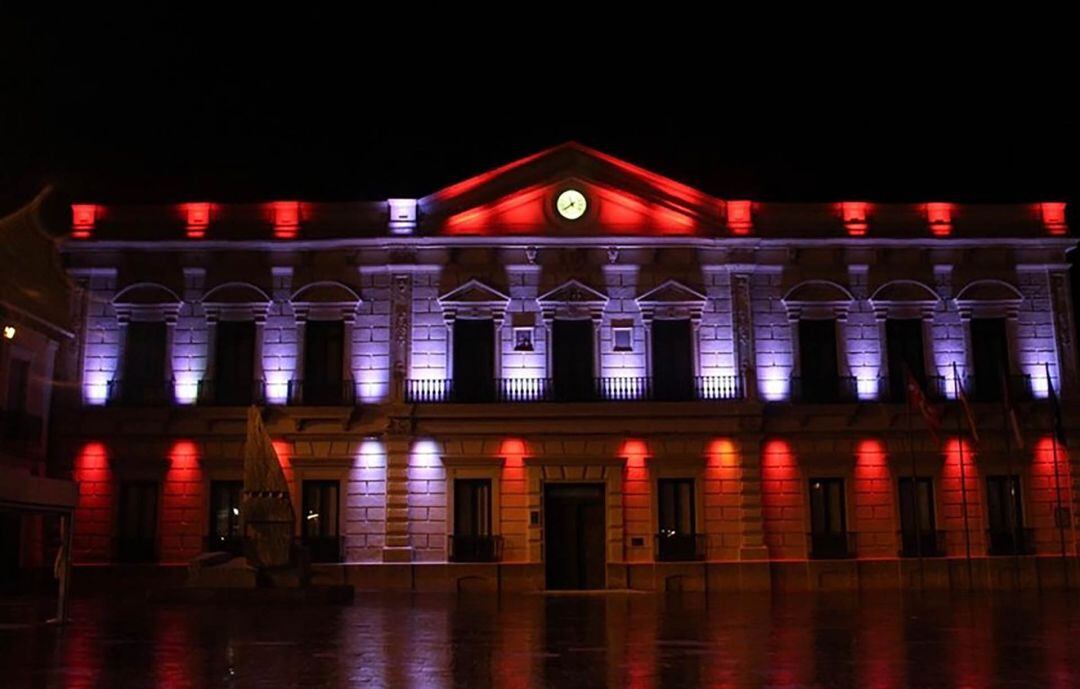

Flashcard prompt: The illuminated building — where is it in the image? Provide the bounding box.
[52,143,1078,590]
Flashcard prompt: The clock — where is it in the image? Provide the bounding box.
[555,189,587,220]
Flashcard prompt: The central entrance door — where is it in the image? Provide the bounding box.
[544,483,605,590]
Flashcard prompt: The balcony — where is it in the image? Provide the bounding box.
[987,528,1035,556]
[107,379,175,407]
[878,375,947,403]
[404,375,744,404]
[898,529,947,558]
[807,531,857,559]
[0,409,44,454]
[963,374,1033,403]
[448,535,504,562]
[654,533,706,562]
[301,535,344,563]
[790,376,858,404]
[197,379,266,407]
[287,380,356,406]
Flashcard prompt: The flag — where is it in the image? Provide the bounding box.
[1047,364,1068,448]
[952,363,980,445]
[905,366,942,442]
[1001,369,1024,450]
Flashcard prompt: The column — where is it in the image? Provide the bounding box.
[1049,268,1079,395]
[738,437,769,560]
[390,273,412,403]
[731,271,757,400]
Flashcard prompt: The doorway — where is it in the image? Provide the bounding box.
[452,318,496,402]
[544,483,605,590]
[651,319,695,400]
[553,319,595,402]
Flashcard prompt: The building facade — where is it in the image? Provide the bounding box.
[52,144,1079,591]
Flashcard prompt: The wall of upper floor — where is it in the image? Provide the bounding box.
[62,240,1080,408]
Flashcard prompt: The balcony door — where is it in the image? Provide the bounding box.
[452,319,495,402]
[651,319,694,401]
[886,319,927,402]
[970,318,1009,401]
[122,322,168,404]
[553,319,594,402]
[213,321,256,404]
[798,319,839,402]
[303,321,344,404]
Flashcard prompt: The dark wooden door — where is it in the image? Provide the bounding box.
[651,319,694,401]
[798,319,839,402]
[214,321,256,404]
[898,477,937,556]
[544,483,605,589]
[886,319,927,402]
[452,319,495,402]
[116,481,158,562]
[303,321,344,404]
[809,477,848,557]
[553,319,594,402]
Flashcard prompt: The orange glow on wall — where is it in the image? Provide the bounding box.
[74,442,112,562]
[620,439,649,464]
[182,202,212,238]
[940,436,983,555]
[271,201,301,239]
[925,202,953,237]
[706,438,739,468]
[761,439,803,558]
[840,201,870,236]
[71,204,99,239]
[854,439,896,557]
[1041,202,1067,235]
[1031,436,1074,554]
[499,438,529,466]
[726,200,753,235]
[163,440,204,563]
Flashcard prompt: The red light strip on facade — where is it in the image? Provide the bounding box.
[840,201,869,236]
[271,201,301,239]
[183,202,212,239]
[726,200,753,235]
[925,202,953,237]
[1041,202,1067,235]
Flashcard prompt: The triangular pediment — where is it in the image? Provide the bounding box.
[636,279,707,305]
[419,142,719,237]
[537,279,608,305]
[438,278,510,305]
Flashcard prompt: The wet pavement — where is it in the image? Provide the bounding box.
[3,590,1080,688]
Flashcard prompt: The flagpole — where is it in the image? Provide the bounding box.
[953,363,974,588]
[903,365,925,589]
[1046,364,1069,587]
[1000,370,1021,584]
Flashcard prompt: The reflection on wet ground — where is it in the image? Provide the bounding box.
[3,591,1080,688]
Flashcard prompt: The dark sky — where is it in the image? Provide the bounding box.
[3,14,1076,210]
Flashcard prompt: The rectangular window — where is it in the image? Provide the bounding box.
[650,320,695,401]
[969,318,1009,402]
[797,319,842,403]
[885,318,927,402]
[302,321,345,404]
[121,322,168,404]
[212,321,257,405]
[116,481,158,563]
[452,479,497,562]
[986,475,1029,555]
[208,480,243,554]
[452,319,495,402]
[808,477,850,558]
[898,477,940,557]
[301,480,341,562]
[656,478,700,561]
[553,319,595,402]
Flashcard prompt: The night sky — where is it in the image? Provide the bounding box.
[3,15,1076,212]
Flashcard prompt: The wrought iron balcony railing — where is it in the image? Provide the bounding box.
[197,379,266,406]
[107,378,175,407]
[790,376,859,404]
[287,379,357,406]
[878,375,948,403]
[898,529,947,558]
[448,535,504,563]
[987,527,1036,556]
[962,374,1033,403]
[404,375,744,403]
[655,533,707,562]
[807,531,857,559]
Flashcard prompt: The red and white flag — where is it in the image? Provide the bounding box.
[952,363,980,445]
[905,366,942,442]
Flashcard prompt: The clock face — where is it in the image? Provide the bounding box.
[555,189,587,220]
